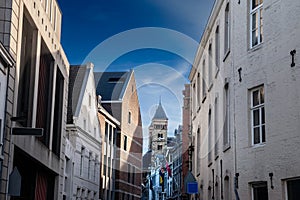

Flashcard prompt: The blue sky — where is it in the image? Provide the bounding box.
[57,0,215,153]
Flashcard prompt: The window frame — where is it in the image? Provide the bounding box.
[224,3,230,55]
[286,178,300,200]
[251,182,268,200]
[123,135,127,151]
[208,43,213,89]
[215,26,220,74]
[157,145,163,150]
[250,86,265,146]
[208,108,212,165]
[250,0,263,48]
[202,59,207,102]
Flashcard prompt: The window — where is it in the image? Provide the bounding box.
[128,111,131,124]
[94,155,98,181]
[17,13,37,127]
[132,166,135,183]
[208,109,212,164]
[196,127,201,174]
[52,68,64,156]
[105,122,108,141]
[197,73,201,107]
[103,155,107,176]
[202,60,207,100]
[83,119,87,130]
[80,147,85,176]
[53,5,57,31]
[113,128,117,145]
[192,83,196,114]
[250,0,263,47]
[127,164,131,183]
[88,152,92,179]
[43,0,48,11]
[157,145,162,150]
[158,133,163,139]
[251,86,265,145]
[223,83,230,149]
[76,187,81,198]
[36,40,54,147]
[89,94,91,107]
[107,157,111,178]
[109,125,112,142]
[251,182,268,200]
[287,179,300,200]
[208,44,212,87]
[224,3,230,54]
[49,0,52,21]
[108,77,124,83]
[123,135,127,151]
[215,26,220,71]
[214,97,219,158]
[224,176,230,200]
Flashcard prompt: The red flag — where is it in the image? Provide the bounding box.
[166,162,172,177]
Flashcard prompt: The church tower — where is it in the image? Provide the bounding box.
[148,99,168,166]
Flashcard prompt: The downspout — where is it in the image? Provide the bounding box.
[231,2,240,200]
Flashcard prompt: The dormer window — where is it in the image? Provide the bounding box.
[108,77,124,83]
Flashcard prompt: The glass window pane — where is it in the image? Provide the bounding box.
[262,125,266,142]
[254,127,260,144]
[252,0,263,10]
[252,30,258,46]
[260,26,263,43]
[287,179,300,200]
[253,109,260,126]
[261,107,265,124]
[253,184,268,200]
[252,13,258,30]
[260,87,264,104]
[252,90,259,106]
[260,10,263,43]
[252,0,258,9]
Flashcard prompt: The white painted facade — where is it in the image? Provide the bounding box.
[190,0,300,200]
[66,63,101,200]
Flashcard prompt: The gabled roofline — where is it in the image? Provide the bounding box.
[74,63,94,117]
[189,0,223,81]
[118,69,133,101]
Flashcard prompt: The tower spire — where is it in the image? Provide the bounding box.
[159,96,161,105]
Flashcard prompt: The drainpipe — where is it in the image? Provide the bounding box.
[232,2,240,200]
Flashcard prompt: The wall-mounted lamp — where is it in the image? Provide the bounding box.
[290,49,296,67]
[269,172,274,189]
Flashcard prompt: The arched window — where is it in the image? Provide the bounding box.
[224,3,230,54]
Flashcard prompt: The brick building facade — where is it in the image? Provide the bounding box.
[189,0,300,199]
[95,70,143,200]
